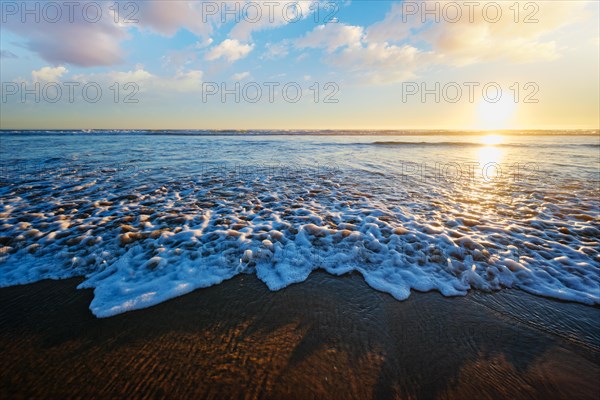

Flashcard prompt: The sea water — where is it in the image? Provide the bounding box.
[0,131,598,317]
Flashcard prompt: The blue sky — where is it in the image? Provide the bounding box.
[1,1,599,129]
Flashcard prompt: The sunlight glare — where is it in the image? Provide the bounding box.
[478,146,503,166]
[477,96,516,130]
[480,134,504,146]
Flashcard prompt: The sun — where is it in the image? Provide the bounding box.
[476,95,516,130]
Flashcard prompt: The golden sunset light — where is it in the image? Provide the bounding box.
[1,1,599,399]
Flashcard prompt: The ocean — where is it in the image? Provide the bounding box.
[0,131,598,317]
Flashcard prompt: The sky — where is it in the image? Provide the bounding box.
[0,0,599,130]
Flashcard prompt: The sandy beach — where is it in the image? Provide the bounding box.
[2,0,599,397]
[1,271,598,399]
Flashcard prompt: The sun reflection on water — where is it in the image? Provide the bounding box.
[478,135,504,177]
[478,146,503,165]
[478,135,504,167]
[480,134,503,146]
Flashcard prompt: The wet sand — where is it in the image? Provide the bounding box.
[0,271,599,399]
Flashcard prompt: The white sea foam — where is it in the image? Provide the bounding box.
[0,133,598,317]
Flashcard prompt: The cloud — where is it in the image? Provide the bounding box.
[296,24,364,53]
[366,0,587,66]
[66,67,204,93]
[263,42,289,59]
[161,49,198,71]
[293,23,425,84]
[330,43,427,84]
[0,50,18,59]
[1,1,218,67]
[2,1,128,67]
[228,0,316,41]
[365,2,419,44]
[231,71,251,81]
[288,1,590,84]
[107,69,204,92]
[133,1,215,37]
[195,38,214,49]
[155,69,204,92]
[205,39,254,62]
[31,66,68,82]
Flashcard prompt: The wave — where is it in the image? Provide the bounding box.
[370,141,600,148]
[1,129,599,137]
[373,141,484,147]
[1,167,598,317]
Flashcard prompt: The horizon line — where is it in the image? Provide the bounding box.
[1,128,599,135]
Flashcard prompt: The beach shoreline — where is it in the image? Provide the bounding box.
[1,271,598,399]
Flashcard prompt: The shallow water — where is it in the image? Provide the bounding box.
[0,131,598,317]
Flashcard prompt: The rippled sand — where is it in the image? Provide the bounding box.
[0,272,598,399]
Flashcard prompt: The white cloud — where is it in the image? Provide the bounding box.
[110,69,204,92]
[164,70,204,92]
[205,39,254,62]
[195,38,214,49]
[366,0,587,66]
[289,1,590,84]
[331,43,427,84]
[161,49,198,71]
[296,24,364,53]
[231,72,251,81]
[263,42,289,59]
[365,2,418,44]
[228,0,316,41]
[293,23,424,84]
[68,67,204,93]
[32,66,68,82]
